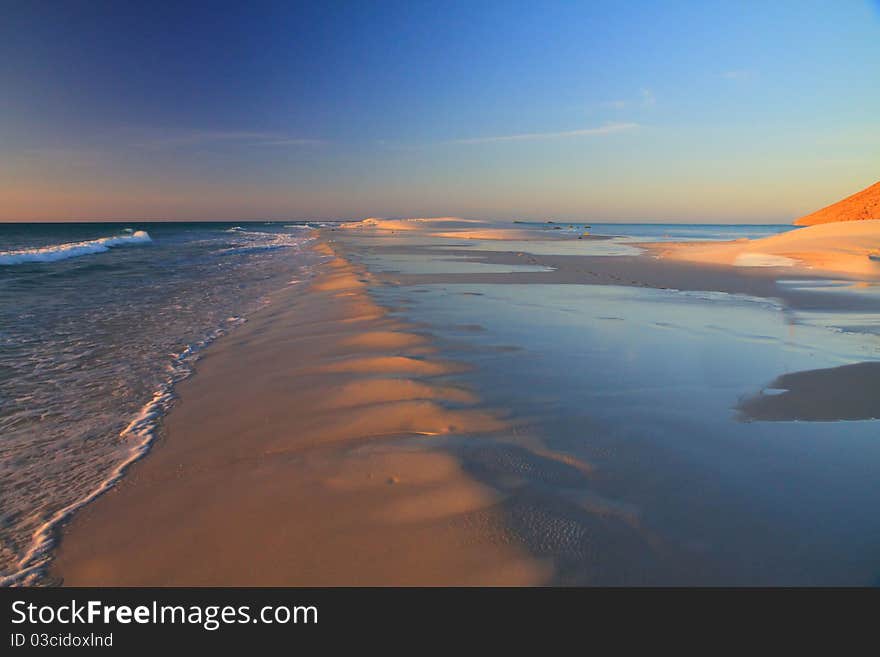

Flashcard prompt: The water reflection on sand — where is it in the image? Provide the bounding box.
[365,270,880,584]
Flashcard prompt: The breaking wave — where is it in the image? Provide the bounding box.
[0,231,152,265]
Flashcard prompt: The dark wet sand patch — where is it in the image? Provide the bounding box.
[738,361,880,421]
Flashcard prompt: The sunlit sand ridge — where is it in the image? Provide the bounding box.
[649,220,880,278]
[647,181,880,277]
[341,216,565,241]
[52,239,550,585]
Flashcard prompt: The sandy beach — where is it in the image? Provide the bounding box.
[52,239,551,586]
[49,216,880,586]
[648,220,880,278]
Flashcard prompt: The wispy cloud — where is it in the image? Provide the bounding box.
[374,139,422,153]
[601,99,629,109]
[600,89,655,110]
[139,130,325,149]
[450,122,639,145]
[258,137,325,146]
[5,147,108,170]
[722,70,754,80]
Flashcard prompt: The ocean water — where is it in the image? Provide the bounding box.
[0,221,318,584]
[517,222,796,241]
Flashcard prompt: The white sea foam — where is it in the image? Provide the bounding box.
[0,316,245,587]
[219,230,314,255]
[0,231,152,265]
[221,243,293,255]
[0,223,323,586]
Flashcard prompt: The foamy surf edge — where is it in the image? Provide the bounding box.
[219,229,316,255]
[0,316,245,587]
[0,230,152,265]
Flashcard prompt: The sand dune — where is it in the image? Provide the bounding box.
[429,228,562,240]
[652,220,880,278]
[794,180,880,226]
[342,216,576,241]
[341,217,481,231]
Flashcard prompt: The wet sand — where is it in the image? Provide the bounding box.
[737,361,880,422]
[53,240,550,585]
[347,233,880,314]
[53,217,880,585]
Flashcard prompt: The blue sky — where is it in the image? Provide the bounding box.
[1,1,877,222]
